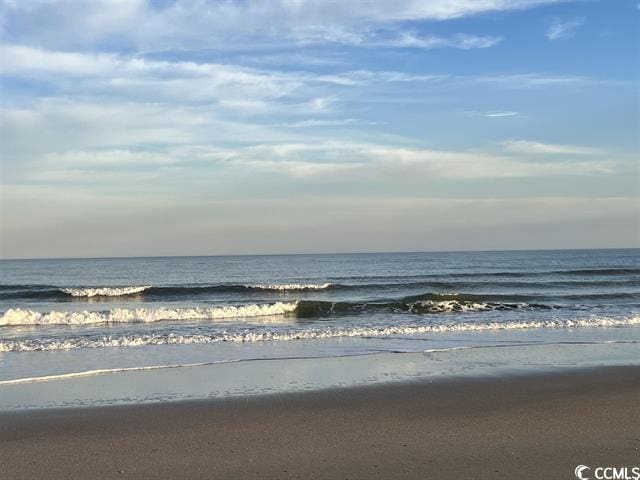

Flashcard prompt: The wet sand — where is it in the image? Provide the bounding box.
[1,366,639,479]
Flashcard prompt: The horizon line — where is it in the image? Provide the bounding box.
[1,246,638,262]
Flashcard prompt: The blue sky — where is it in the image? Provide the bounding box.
[0,0,638,258]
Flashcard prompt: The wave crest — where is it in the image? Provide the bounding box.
[0,302,298,326]
[252,283,332,291]
[60,286,152,297]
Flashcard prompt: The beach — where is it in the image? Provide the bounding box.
[2,366,639,479]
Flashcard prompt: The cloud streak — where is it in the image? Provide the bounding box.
[468,111,520,118]
[1,45,608,101]
[0,0,565,51]
[9,139,615,190]
[500,140,603,155]
[546,17,585,40]
[222,142,614,180]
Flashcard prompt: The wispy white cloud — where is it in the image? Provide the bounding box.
[237,52,347,67]
[5,44,615,145]
[500,140,603,155]
[546,17,585,40]
[484,111,519,117]
[266,24,503,50]
[0,100,298,162]
[0,45,304,96]
[0,42,623,192]
[0,45,441,98]
[0,0,567,51]
[279,118,379,128]
[1,45,605,103]
[5,136,616,189]
[182,142,615,181]
[471,73,590,88]
[468,111,520,118]
[383,32,502,49]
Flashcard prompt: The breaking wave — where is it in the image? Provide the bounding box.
[293,298,553,317]
[1,315,638,352]
[0,302,298,326]
[0,290,566,327]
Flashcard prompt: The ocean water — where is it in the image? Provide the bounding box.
[1,249,639,402]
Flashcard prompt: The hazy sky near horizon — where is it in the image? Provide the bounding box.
[0,0,638,258]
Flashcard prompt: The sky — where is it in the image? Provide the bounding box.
[0,0,638,258]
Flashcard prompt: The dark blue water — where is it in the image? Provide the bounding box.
[0,249,638,355]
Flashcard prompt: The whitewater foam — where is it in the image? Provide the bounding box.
[251,283,332,291]
[61,286,152,297]
[410,300,528,312]
[1,315,638,352]
[0,302,298,326]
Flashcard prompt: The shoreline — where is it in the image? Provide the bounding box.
[2,365,639,479]
[2,339,639,410]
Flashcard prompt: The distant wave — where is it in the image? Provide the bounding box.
[144,283,334,294]
[446,267,640,278]
[0,283,334,300]
[555,268,640,276]
[0,285,154,300]
[1,276,638,301]
[2,315,638,352]
[61,286,152,297]
[252,283,332,291]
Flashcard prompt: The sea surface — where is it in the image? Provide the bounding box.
[1,249,639,407]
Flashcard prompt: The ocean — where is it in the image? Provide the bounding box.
[1,249,639,407]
